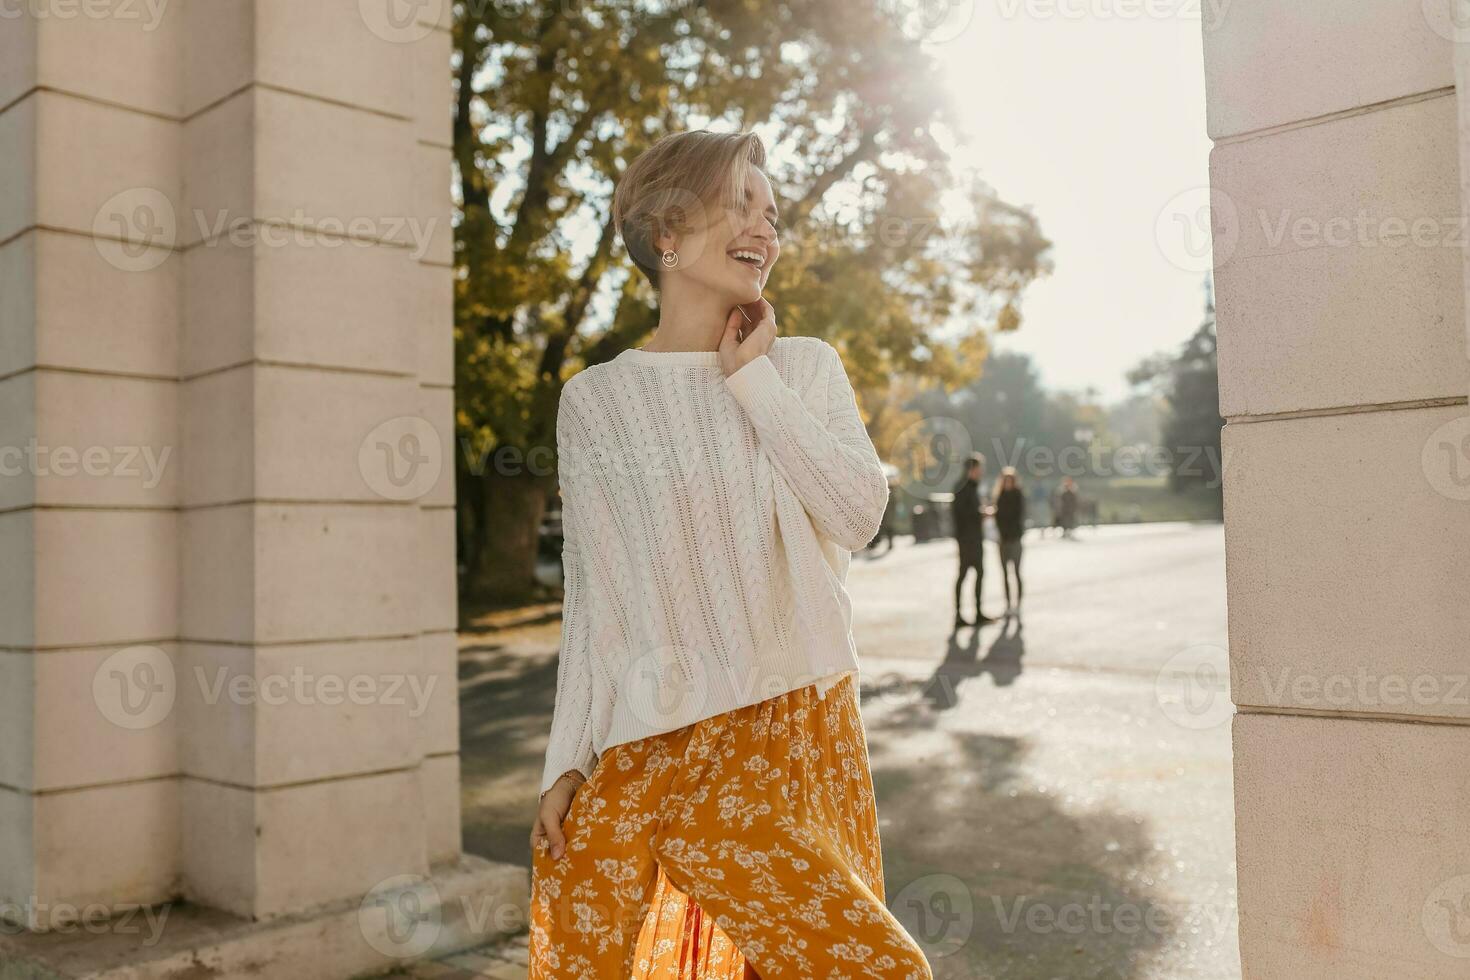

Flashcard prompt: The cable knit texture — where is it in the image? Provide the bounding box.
[539,335,889,796]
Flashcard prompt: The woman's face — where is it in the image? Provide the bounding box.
[660,163,781,306]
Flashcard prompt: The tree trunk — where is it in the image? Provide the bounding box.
[464,467,556,605]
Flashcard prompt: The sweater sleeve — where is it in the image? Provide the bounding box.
[723,340,890,551]
[539,388,600,798]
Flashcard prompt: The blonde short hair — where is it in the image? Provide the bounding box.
[612,130,768,292]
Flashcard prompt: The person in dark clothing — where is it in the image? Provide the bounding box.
[1057,477,1079,539]
[951,453,996,628]
[992,467,1026,614]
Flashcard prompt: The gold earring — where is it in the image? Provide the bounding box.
[661,249,679,269]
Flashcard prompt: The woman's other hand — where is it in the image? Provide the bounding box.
[531,769,587,860]
[719,298,777,378]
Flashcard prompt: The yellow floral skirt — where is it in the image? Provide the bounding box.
[528,672,932,979]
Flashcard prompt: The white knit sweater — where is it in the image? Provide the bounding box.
[539,334,890,796]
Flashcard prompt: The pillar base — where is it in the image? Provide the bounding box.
[0,857,526,980]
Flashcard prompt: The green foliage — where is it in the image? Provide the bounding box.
[451,0,1053,453]
[1128,280,1225,497]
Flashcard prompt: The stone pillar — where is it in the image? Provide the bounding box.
[1205,2,1470,976]
[1,1,521,974]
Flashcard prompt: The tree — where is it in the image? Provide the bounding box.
[1128,279,1224,501]
[452,0,1052,601]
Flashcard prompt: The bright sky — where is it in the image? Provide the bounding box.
[929,1,1215,401]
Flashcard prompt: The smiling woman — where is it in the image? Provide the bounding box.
[527,130,931,979]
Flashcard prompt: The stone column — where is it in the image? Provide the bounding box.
[1205,1,1470,976]
[1,1,522,974]
[0,0,187,928]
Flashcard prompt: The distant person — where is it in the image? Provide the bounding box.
[951,453,997,628]
[1058,477,1079,539]
[993,467,1026,614]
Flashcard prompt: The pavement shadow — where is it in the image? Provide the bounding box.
[862,702,1175,980]
[858,725,1170,975]
[921,617,1027,710]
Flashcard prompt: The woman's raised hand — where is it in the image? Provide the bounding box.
[719,298,777,378]
[530,769,586,860]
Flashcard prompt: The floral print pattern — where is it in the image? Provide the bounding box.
[529,674,932,979]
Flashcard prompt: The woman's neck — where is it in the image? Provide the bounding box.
[645,282,739,353]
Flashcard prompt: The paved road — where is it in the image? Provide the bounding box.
[452,522,1240,980]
